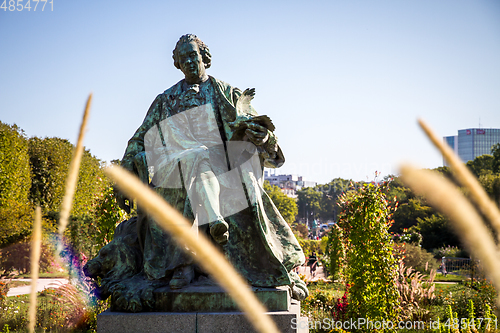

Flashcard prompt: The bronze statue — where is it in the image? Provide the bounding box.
[84,34,308,312]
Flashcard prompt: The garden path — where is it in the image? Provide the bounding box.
[6,278,69,297]
[295,264,330,282]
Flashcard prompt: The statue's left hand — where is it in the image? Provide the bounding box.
[245,123,269,146]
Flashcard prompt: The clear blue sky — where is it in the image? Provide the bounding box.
[1,0,499,184]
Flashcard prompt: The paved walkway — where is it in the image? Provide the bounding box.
[6,278,69,297]
[295,264,330,282]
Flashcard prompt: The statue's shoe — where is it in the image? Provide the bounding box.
[169,265,194,289]
[210,219,229,245]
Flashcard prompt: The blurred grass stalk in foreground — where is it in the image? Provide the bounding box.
[400,119,500,311]
[28,207,42,333]
[28,95,91,331]
[58,94,92,243]
[106,165,280,333]
[418,119,500,242]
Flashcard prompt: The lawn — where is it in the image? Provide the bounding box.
[432,273,466,283]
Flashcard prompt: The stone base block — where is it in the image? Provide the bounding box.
[98,311,196,333]
[153,285,290,312]
[98,300,308,333]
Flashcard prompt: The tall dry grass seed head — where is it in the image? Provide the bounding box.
[400,165,500,311]
[418,119,500,242]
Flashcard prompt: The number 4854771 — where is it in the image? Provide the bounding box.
[1,0,53,11]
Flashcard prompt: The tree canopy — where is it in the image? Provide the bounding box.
[492,143,500,174]
[467,154,494,177]
[0,121,114,249]
[263,181,298,224]
[296,186,322,221]
[0,123,33,246]
[28,136,107,217]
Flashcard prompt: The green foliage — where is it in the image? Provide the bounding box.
[66,185,127,259]
[392,197,434,233]
[0,122,33,247]
[317,178,354,221]
[297,238,322,257]
[396,242,439,272]
[384,174,409,197]
[411,214,461,251]
[301,282,349,333]
[0,203,33,249]
[492,143,500,174]
[433,166,460,186]
[387,169,458,238]
[433,279,498,330]
[73,150,107,217]
[92,185,126,245]
[28,137,106,218]
[28,136,73,212]
[0,121,127,282]
[326,224,344,280]
[335,182,400,327]
[319,236,328,256]
[0,123,31,207]
[467,299,477,331]
[450,279,497,320]
[432,245,468,259]
[467,154,495,177]
[297,178,355,222]
[484,303,498,332]
[438,280,496,332]
[479,173,500,208]
[301,288,336,325]
[297,186,322,221]
[465,150,500,207]
[392,228,423,246]
[263,181,298,224]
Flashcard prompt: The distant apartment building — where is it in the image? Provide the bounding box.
[443,128,500,165]
[264,171,317,197]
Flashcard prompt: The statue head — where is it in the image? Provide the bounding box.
[172,34,211,84]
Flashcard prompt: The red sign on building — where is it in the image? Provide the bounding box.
[466,130,471,135]
[477,129,485,135]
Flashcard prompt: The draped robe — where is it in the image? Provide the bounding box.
[121,76,305,287]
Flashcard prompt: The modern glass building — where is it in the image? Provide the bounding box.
[443,128,500,165]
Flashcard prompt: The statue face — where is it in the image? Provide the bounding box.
[177,41,206,84]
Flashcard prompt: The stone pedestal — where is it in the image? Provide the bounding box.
[98,300,309,333]
[153,285,290,312]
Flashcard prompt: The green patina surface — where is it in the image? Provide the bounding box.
[151,285,290,312]
[83,34,308,313]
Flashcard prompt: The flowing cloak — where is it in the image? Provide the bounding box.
[121,76,305,287]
